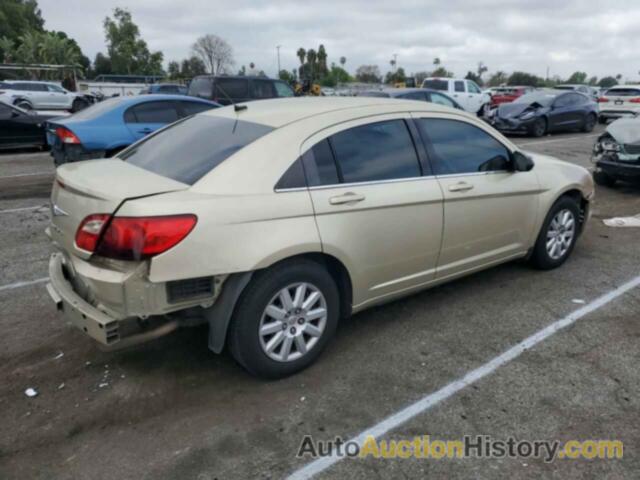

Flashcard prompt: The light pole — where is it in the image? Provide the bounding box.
[276,45,281,77]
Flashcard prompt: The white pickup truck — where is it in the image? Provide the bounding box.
[421,77,491,114]
[0,80,88,112]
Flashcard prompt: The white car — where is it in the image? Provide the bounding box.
[421,77,490,114]
[597,85,640,123]
[1,80,88,111]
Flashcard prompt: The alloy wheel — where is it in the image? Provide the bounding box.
[546,209,575,260]
[258,282,327,362]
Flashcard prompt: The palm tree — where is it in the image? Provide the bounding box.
[433,57,441,66]
[296,48,306,65]
[339,56,346,67]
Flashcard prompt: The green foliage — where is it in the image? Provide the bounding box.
[279,69,296,83]
[598,76,618,88]
[487,71,508,87]
[566,71,588,84]
[431,66,453,78]
[102,8,164,75]
[507,71,542,87]
[588,76,598,86]
[93,52,112,76]
[465,70,482,85]
[0,0,44,45]
[384,67,406,85]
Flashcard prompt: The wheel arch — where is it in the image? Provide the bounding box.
[206,251,353,354]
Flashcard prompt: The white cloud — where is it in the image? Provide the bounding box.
[37,0,640,81]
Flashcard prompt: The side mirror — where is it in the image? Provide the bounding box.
[512,151,534,172]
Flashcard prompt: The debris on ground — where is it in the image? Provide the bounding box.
[24,388,38,398]
[53,352,64,360]
[603,215,640,227]
[572,299,586,304]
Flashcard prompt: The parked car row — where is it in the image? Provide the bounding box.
[0,80,92,112]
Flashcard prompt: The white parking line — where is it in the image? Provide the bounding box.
[0,277,48,293]
[516,133,600,147]
[0,172,53,179]
[0,205,48,214]
[287,273,640,480]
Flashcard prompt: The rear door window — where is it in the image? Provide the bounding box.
[429,92,457,108]
[125,101,180,123]
[120,115,274,185]
[302,139,340,187]
[329,120,421,183]
[454,81,465,93]
[400,92,427,101]
[417,119,510,175]
[215,78,249,100]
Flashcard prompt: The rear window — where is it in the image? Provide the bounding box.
[66,97,123,120]
[215,78,249,99]
[423,79,448,91]
[605,88,640,97]
[120,115,273,185]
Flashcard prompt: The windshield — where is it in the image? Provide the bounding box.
[513,92,555,106]
[120,114,274,185]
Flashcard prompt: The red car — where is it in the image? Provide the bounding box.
[490,86,535,106]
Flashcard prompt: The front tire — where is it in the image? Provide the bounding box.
[582,113,597,132]
[228,259,339,378]
[531,117,547,137]
[71,98,88,112]
[530,197,581,270]
[15,100,32,110]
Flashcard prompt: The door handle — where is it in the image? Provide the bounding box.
[329,192,366,205]
[448,182,474,192]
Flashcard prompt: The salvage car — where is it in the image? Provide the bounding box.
[46,95,219,165]
[592,116,640,186]
[490,89,598,137]
[0,101,68,150]
[597,85,640,124]
[1,80,90,112]
[358,88,463,109]
[46,97,594,378]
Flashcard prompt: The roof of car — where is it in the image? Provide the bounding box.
[360,87,440,97]
[606,84,640,89]
[202,96,457,128]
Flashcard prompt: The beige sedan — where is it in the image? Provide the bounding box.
[46,97,594,378]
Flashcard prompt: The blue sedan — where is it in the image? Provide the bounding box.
[46,95,219,165]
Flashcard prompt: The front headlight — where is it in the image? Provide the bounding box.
[519,111,535,120]
[600,139,621,152]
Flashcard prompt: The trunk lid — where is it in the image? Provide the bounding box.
[50,159,188,259]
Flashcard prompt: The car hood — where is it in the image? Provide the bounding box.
[497,102,544,118]
[605,117,640,145]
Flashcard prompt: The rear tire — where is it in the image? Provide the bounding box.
[228,259,339,379]
[598,116,608,124]
[530,197,581,270]
[593,170,617,188]
[531,117,547,137]
[582,113,597,132]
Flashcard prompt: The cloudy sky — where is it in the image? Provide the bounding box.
[38,0,640,81]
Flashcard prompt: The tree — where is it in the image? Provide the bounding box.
[180,56,206,78]
[487,71,508,87]
[615,73,622,81]
[566,71,588,84]
[192,34,234,75]
[317,44,328,76]
[465,70,482,85]
[507,71,542,87]
[306,48,317,78]
[167,61,180,79]
[477,61,488,79]
[588,76,598,86]
[103,8,164,75]
[0,0,44,59]
[433,57,441,66]
[414,71,429,85]
[598,76,618,88]
[355,65,381,83]
[385,67,406,84]
[320,64,351,87]
[93,52,112,76]
[279,69,296,83]
[339,56,346,67]
[431,66,453,78]
[296,48,306,65]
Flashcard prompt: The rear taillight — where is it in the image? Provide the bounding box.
[597,97,609,103]
[75,214,110,252]
[55,127,81,144]
[629,98,640,103]
[75,214,197,260]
